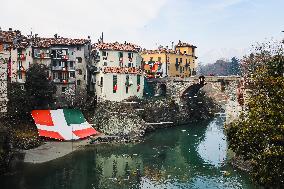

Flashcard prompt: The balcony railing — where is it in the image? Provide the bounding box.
[17,54,26,61]
[53,78,76,83]
[52,66,63,71]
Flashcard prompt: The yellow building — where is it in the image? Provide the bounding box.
[141,41,197,78]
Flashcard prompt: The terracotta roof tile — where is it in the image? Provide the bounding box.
[93,42,141,52]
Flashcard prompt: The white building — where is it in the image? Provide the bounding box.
[91,42,144,102]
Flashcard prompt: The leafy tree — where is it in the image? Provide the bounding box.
[227,41,284,188]
[7,83,30,119]
[24,64,56,110]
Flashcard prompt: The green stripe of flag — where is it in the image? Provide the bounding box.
[63,109,86,126]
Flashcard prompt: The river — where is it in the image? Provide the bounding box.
[0,115,257,189]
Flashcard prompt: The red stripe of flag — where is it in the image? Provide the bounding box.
[73,128,97,138]
[38,129,65,140]
[31,110,54,126]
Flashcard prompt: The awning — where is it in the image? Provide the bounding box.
[31,109,97,140]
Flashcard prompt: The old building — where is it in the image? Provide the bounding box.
[91,42,144,102]
[141,40,197,78]
[0,52,9,113]
[31,36,91,97]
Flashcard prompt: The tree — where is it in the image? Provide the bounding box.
[24,64,56,110]
[227,41,284,188]
[229,57,241,75]
[7,83,30,119]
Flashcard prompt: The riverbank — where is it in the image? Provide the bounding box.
[1,91,219,168]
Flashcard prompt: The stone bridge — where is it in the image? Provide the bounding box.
[144,76,241,104]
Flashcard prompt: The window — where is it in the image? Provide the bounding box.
[77,57,82,63]
[77,80,81,85]
[58,72,62,79]
[62,72,67,80]
[78,69,82,75]
[158,57,161,62]
[113,75,117,93]
[69,61,74,68]
[128,63,132,67]
[52,60,57,67]
[18,72,22,79]
[18,61,22,69]
[102,51,107,56]
[119,52,123,58]
[180,67,182,73]
[137,75,141,85]
[70,72,75,78]
[180,58,182,63]
[184,51,187,54]
[84,75,86,80]
[128,53,133,59]
[62,87,66,93]
[126,75,129,94]
[53,72,57,79]
[100,77,103,86]
[176,58,178,64]
[103,62,107,66]
[77,46,81,51]
[150,57,153,61]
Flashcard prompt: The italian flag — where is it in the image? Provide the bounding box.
[31,109,97,140]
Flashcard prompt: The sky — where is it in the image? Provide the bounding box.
[1,0,284,64]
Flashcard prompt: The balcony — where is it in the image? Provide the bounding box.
[53,79,61,83]
[61,55,69,60]
[52,66,63,71]
[17,54,26,61]
[68,77,76,83]
[53,78,76,84]
[68,66,75,71]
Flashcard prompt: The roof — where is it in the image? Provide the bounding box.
[141,48,196,56]
[32,37,90,48]
[93,42,141,52]
[141,48,176,55]
[0,29,30,49]
[0,30,22,43]
[175,40,197,48]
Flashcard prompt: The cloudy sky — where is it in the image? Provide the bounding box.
[1,0,283,63]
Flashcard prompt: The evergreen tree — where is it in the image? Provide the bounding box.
[229,57,241,75]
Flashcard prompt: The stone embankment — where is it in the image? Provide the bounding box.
[92,92,219,142]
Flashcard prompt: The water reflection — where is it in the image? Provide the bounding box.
[0,115,256,189]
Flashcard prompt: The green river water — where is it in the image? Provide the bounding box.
[0,115,257,189]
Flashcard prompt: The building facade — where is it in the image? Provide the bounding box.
[6,34,91,98]
[91,42,144,102]
[141,40,197,78]
[0,52,9,113]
